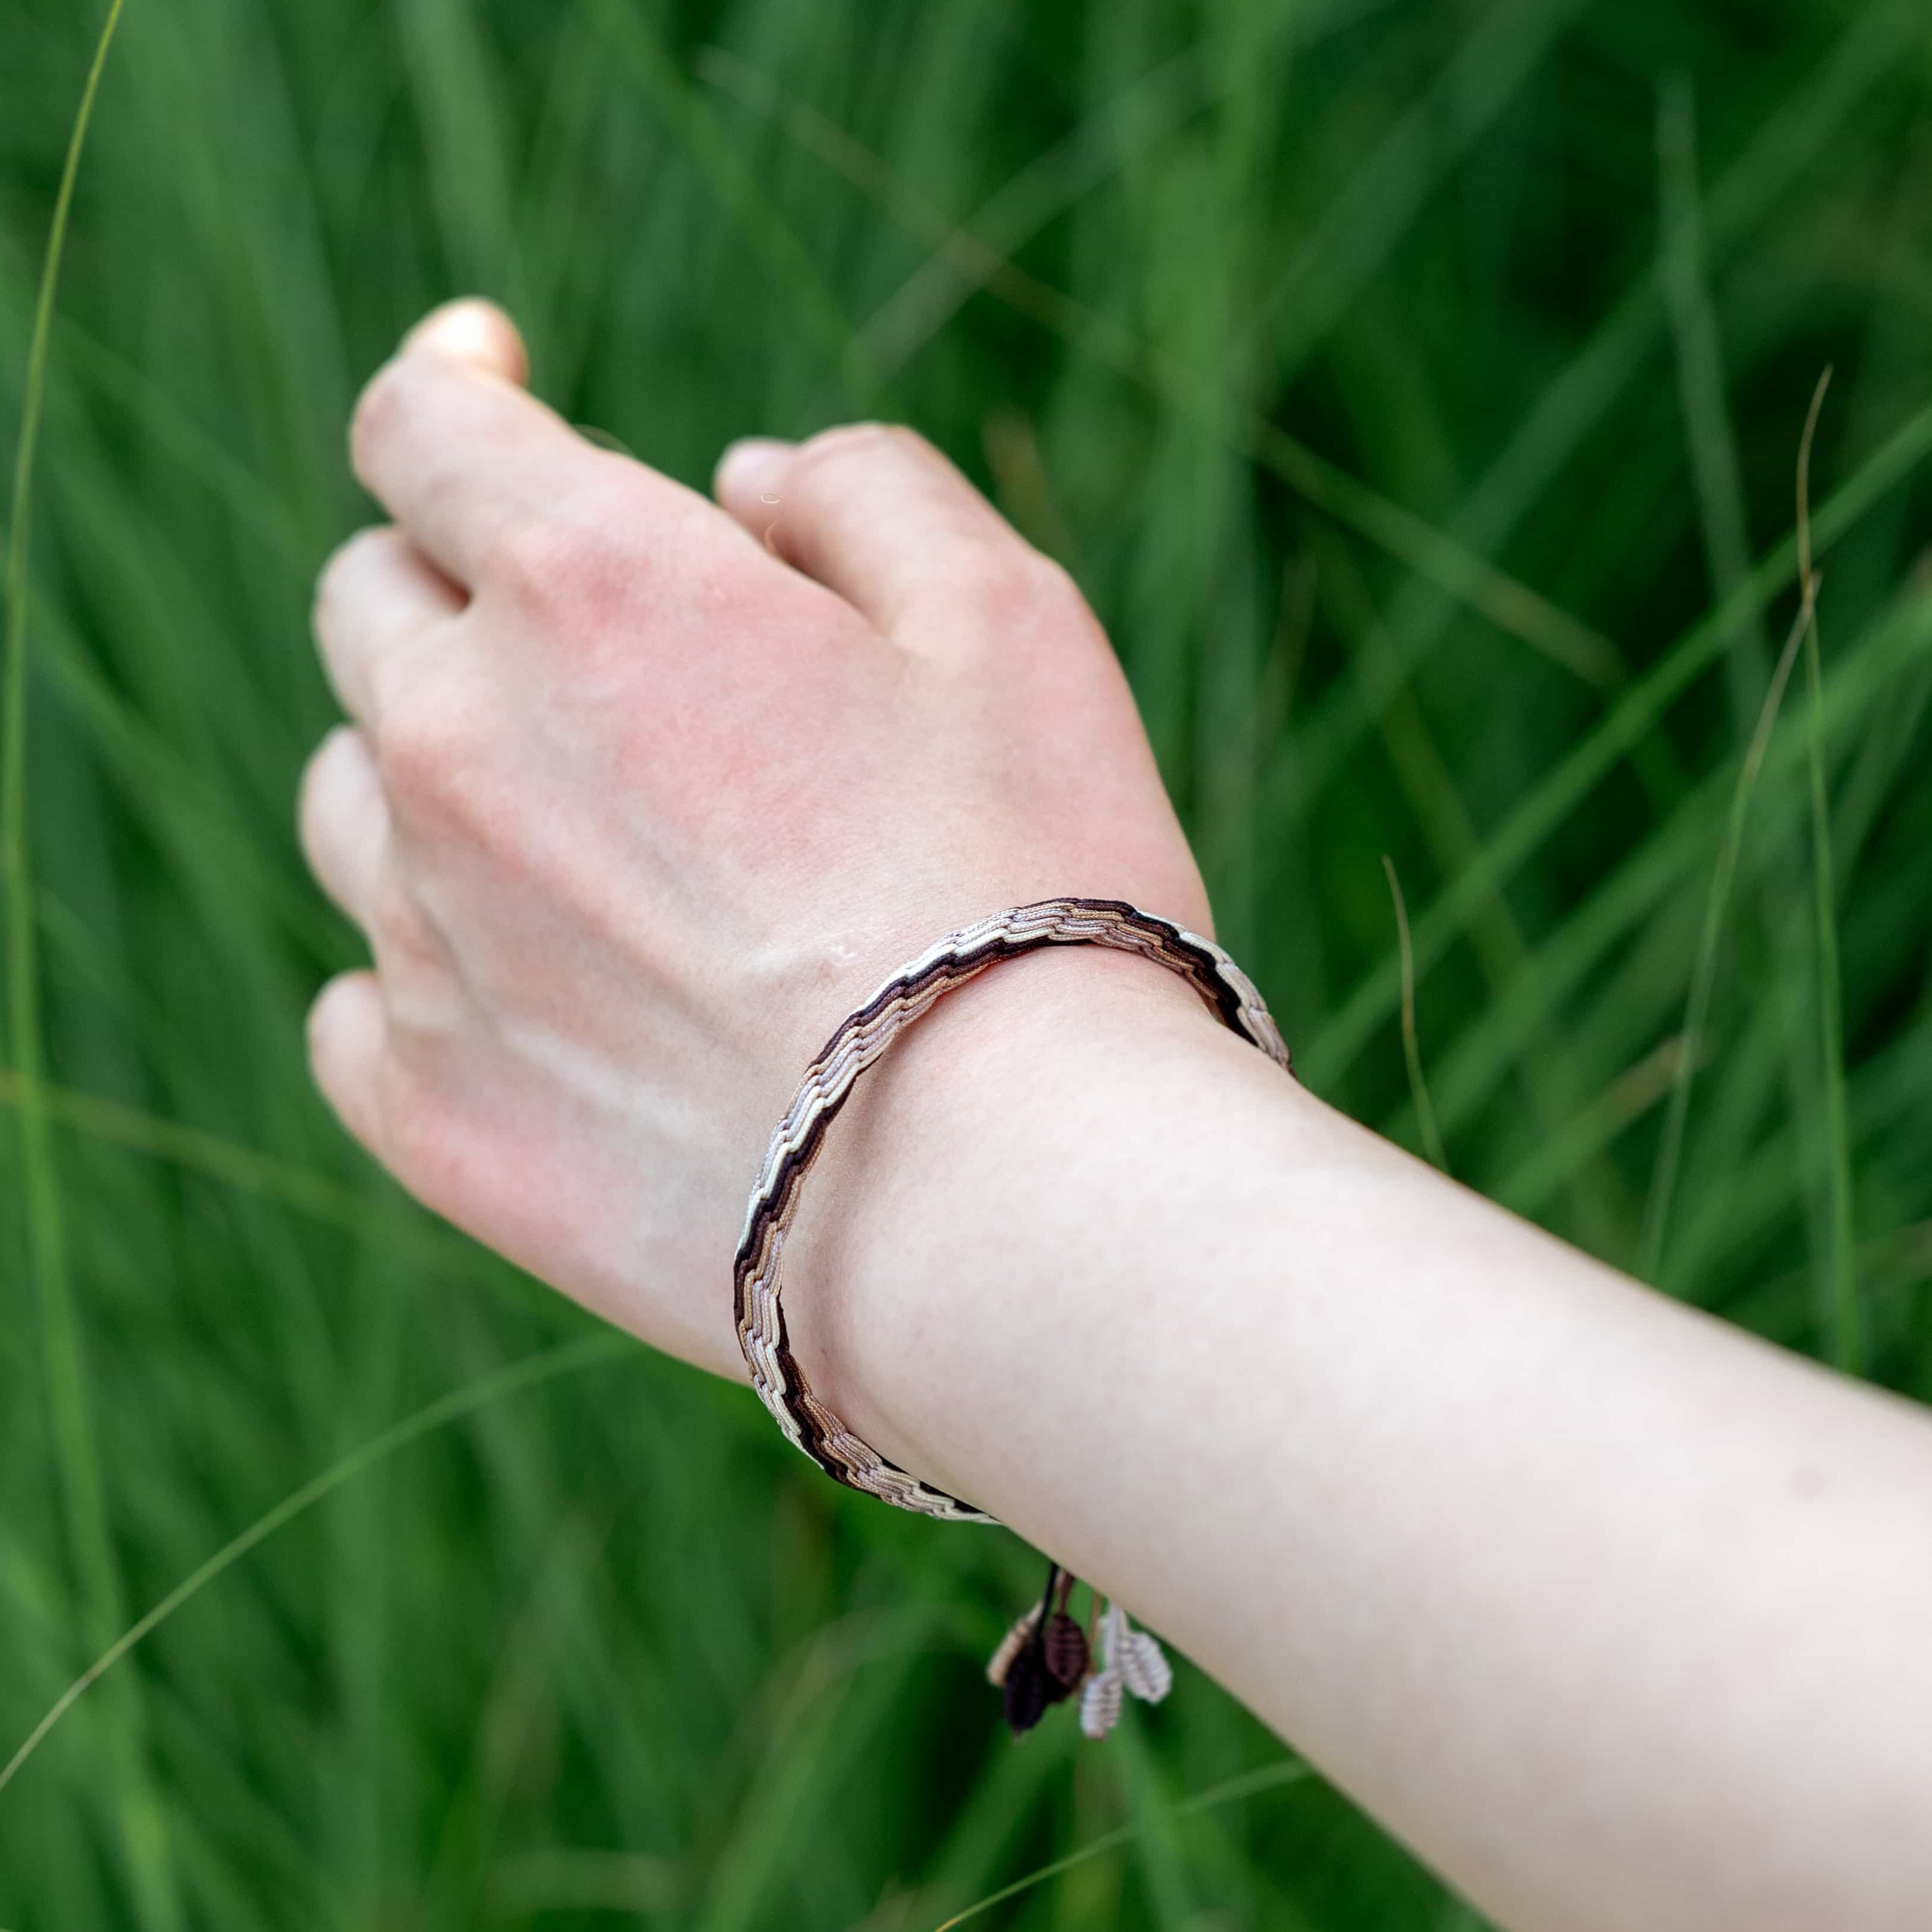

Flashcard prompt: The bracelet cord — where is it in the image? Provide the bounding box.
[733,896,1293,1525]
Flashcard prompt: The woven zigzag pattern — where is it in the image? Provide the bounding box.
[733,897,1294,1522]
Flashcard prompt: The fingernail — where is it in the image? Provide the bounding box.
[717,435,795,505]
[403,298,527,381]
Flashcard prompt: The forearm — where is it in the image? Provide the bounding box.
[792,945,1932,1932]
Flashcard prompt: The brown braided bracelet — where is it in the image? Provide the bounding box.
[733,896,1294,1526]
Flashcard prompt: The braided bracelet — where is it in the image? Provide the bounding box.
[730,904,1290,1739]
[732,896,1293,1729]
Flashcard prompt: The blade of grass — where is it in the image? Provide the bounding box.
[857,0,1399,383]
[1258,0,1920,831]
[690,1597,954,1932]
[1111,1713,1202,1928]
[577,0,884,414]
[0,8,186,1930]
[1418,569,1931,1179]
[1256,0,1592,378]
[1384,856,1449,1172]
[1795,370,1860,1370]
[926,1759,1312,1932]
[1669,985,1932,1320]
[0,1331,633,1804]
[0,1068,367,1224]
[855,44,1218,379]
[394,0,526,303]
[0,1068,510,1288]
[1657,71,1768,737]
[1301,392,1932,1089]
[879,1723,1071,1932]
[1319,531,1629,1233]
[1637,581,1813,1281]
[701,50,1618,689]
[1498,1034,1689,1220]
[4,0,125,1628]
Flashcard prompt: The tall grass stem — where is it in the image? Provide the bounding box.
[0,1332,631,1803]
[927,1758,1311,1931]
[1383,855,1449,1172]
[0,8,184,1928]
[1796,370,1861,1368]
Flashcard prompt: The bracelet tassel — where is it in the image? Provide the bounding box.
[985,1564,1171,1739]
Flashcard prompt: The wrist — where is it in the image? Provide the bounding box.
[775,938,1271,1504]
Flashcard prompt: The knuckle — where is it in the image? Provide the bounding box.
[790,420,908,488]
[960,543,1083,622]
[490,513,584,601]
[1011,547,1079,605]
[369,871,445,972]
[489,498,628,611]
[486,480,678,634]
[374,671,494,829]
[1020,552,1094,628]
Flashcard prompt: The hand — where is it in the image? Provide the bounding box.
[299,299,1208,1376]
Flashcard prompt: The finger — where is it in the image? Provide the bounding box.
[312,525,463,726]
[307,970,387,1157]
[711,436,795,543]
[402,297,529,384]
[350,299,683,589]
[713,422,1039,637]
[298,725,391,929]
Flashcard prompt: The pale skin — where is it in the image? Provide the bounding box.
[301,299,1932,1932]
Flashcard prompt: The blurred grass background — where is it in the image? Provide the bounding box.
[3,0,1931,1925]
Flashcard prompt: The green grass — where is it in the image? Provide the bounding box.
[4,0,1931,1926]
